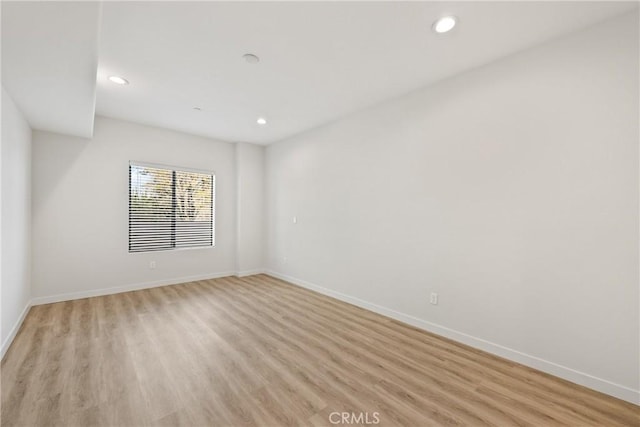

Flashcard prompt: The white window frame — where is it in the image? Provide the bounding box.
[128,161,216,253]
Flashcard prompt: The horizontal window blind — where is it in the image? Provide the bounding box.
[129,163,215,253]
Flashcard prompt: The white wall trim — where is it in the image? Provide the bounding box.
[235,269,265,277]
[265,270,640,405]
[31,271,236,306]
[1,301,32,360]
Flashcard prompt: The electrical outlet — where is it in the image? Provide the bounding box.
[429,292,438,305]
[283,256,288,263]
[149,261,156,269]
[293,216,297,224]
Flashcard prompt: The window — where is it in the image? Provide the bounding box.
[129,162,215,253]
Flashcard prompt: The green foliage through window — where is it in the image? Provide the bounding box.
[129,163,214,252]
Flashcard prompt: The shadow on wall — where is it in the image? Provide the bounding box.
[32,130,91,212]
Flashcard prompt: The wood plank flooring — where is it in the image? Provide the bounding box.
[2,274,639,426]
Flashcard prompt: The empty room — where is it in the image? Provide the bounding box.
[1,1,639,426]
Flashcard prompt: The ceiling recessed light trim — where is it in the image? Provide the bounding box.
[108,75,129,85]
[256,117,267,125]
[243,53,260,64]
[433,15,457,34]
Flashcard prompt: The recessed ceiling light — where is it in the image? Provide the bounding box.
[108,75,129,85]
[256,117,267,125]
[243,53,260,64]
[193,107,202,111]
[433,16,457,33]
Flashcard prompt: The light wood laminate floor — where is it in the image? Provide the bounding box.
[2,274,638,426]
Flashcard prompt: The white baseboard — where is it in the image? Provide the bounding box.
[235,269,265,277]
[265,270,640,405]
[30,271,236,306]
[1,301,32,360]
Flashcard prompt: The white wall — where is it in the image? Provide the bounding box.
[235,142,265,275]
[32,116,266,302]
[1,87,32,356]
[266,13,639,403]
